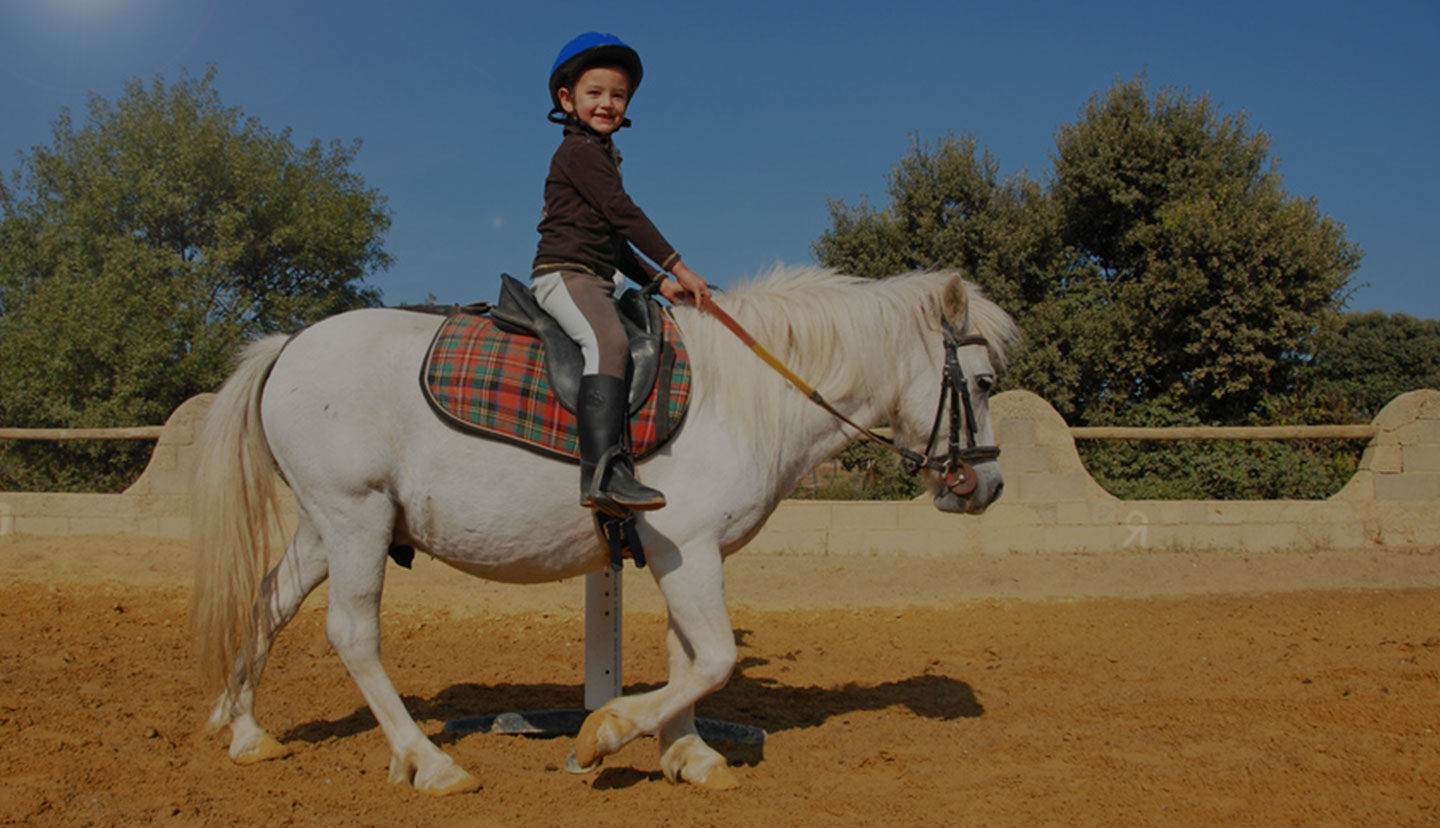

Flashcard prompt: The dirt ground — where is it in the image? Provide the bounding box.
[2,533,1438,827]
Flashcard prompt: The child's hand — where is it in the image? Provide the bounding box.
[662,262,712,305]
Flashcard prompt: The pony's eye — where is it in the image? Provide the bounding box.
[976,374,995,393]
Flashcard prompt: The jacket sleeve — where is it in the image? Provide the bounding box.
[615,242,662,284]
[556,139,680,274]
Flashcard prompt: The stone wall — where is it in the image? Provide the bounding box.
[2,390,1438,556]
[0,395,213,538]
[750,389,1440,556]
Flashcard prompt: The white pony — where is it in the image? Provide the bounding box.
[192,265,1019,794]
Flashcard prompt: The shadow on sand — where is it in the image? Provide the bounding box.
[279,663,983,779]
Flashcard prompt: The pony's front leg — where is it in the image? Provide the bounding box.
[323,540,480,795]
[655,631,740,790]
[205,526,327,764]
[572,541,738,788]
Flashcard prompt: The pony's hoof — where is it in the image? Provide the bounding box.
[691,763,740,791]
[565,749,600,775]
[663,735,740,790]
[573,707,631,770]
[231,733,290,765]
[417,766,481,796]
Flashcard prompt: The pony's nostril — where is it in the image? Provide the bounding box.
[992,481,1004,502]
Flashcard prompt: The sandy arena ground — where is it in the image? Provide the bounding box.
[2,533,1438,826]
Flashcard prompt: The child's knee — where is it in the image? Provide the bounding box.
[594,334,629,377]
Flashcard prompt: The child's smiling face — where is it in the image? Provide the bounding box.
[557,65,631,135]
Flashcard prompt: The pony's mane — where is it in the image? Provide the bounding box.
[673,265,1019,448]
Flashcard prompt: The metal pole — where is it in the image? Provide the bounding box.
[444,563,763,750]
[442,564,626,737]
[584,566,623,709]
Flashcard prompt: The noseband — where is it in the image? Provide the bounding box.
[898,320,1000,496]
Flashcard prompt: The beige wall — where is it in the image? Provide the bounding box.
[0,395,213,538]
[3,390,1438,555]
[751,390,1440,556]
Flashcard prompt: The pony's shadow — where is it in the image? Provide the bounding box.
[278,653,983,781]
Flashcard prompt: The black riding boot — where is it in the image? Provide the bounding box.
[578,374,667,515]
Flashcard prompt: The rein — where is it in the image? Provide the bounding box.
[697,297,997,496]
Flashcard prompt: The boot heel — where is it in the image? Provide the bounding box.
[594,447,666,511]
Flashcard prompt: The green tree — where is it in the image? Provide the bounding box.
[1049,76,1360,425]
[813,133,1060,311]
[1047,78,1366,499]
[814,76,1367,499]
[817,77,1360,428]
[0,68,390,491]
[1307,311,1440,419]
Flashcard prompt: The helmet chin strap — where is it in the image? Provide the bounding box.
[548,108,633,130]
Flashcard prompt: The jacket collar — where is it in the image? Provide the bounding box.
[563,121,622,164]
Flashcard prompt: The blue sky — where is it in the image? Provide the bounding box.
[2,0,1437,317]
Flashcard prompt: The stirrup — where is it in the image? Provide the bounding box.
[583,447,666,515]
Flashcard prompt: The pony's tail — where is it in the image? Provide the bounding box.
[191,334,290,703]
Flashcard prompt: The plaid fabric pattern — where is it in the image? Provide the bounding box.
[422,312,691,462]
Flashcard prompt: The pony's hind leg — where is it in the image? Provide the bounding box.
[208,520,329,763]
[316,496,480,795]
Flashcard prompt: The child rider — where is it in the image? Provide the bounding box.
[531,32,712,516]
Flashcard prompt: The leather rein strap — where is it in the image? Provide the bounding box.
[698,297,996,495]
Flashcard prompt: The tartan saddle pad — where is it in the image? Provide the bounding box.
[421,311,691,462]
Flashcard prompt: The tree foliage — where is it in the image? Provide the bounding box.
[1074,396,1365,501]
[814,76,1381,499]
[1048,79,1360,424]
[1308,311,1440,420]
[816,76,1362,428]
[789,441,923,501]
[0,68,390,491]
[813,133,1060,312]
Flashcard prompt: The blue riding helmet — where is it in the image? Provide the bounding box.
[548,32,644,116]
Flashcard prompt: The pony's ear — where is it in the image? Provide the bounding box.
[942,275,969,326]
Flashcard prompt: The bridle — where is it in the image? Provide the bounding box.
[698,299,1000,497]
[897,320,1000,496]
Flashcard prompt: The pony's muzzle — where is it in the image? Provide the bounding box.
[931,459,1003,515]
